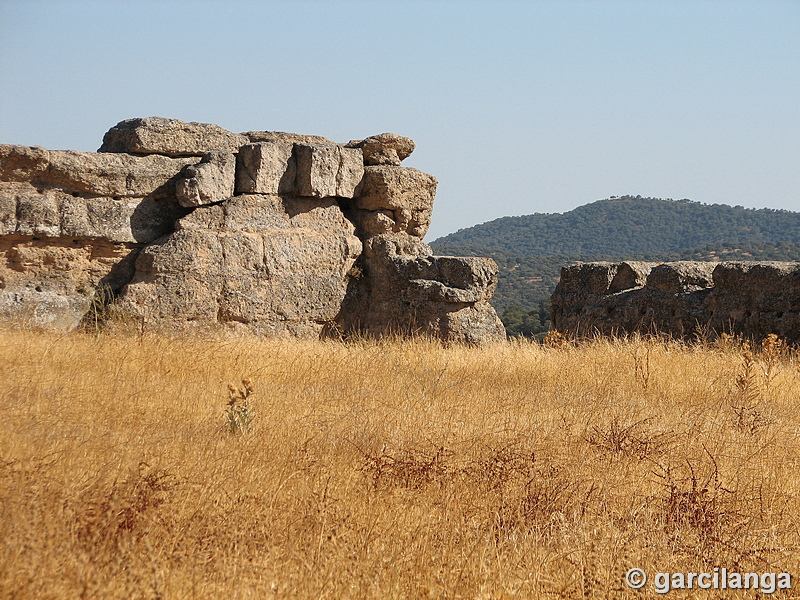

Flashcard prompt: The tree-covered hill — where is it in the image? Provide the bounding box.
[429,197,800,338]
[432,196,800,258]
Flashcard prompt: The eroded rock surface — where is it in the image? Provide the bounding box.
[0,236,139,330]
[338,233,505,344]
[0,183,186,243]
[345,133,415,166]
[0,117,505,343]
[116,194,362,337]
[235,142,296,195]
[348,166,436,238]
[0,141,194,329]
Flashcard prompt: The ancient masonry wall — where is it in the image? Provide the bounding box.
[551,261,800,342]
[0,117,505,343]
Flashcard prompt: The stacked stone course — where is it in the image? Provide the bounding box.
[0,117,505,343]
[552,260,800,343]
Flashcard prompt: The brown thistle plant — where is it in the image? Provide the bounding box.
[225,378,255,434]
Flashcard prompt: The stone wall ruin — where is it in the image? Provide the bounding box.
[551,260,800,343]
[0,117,505,343]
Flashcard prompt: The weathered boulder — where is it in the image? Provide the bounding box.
[345,133,415,166]
[99,117,248,156]
[355,166,436,212]
[176,152,236,207]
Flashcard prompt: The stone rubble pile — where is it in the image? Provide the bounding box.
[0,117,505,342]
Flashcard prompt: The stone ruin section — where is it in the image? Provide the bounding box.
[551,260,800,342]
[0,117,505,343]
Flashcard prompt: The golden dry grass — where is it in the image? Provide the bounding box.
[1,328,799,599]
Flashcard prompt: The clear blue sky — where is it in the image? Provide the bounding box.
[1,0,798,240]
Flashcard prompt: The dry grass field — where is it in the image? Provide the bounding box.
[1,327,799,599]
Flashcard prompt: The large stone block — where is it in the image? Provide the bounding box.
[235,143,296,195]
[349,165,436,239]
[400,256,499,303]
[99,117,248,156]
[0,183,186,244]
[0,236,140,330]
[294,144,364,199]
[708,261,800,317]
[556,262,618,295]
[0,144,49,183]
[646,262,715,293]
[0,288,93,330]
[1,144,196,199]
[116,193,362,336]
[353,166,437,212]
[336,147,365,198]
[711,261,800,296]
[244,131,333,145]
[15,189,60,237]
[176,151,236,207]
[609,261,653,293]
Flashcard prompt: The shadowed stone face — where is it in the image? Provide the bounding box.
[551,260,800,343]
[235,143,297,195]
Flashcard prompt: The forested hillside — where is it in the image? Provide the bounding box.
[430,196,800,337]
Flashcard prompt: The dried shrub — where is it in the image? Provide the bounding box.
[585,416,673,460]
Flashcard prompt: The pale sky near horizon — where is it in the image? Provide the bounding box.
[1,0,798,240]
